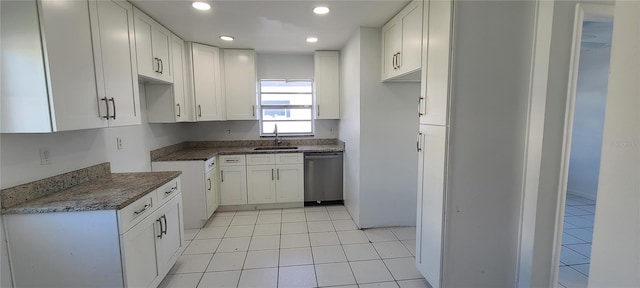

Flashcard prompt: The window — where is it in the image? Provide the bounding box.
[259,80,313,136]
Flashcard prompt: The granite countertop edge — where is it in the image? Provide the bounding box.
[2,171,182,215]
[153,145,345,162]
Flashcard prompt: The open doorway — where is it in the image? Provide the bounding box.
[555,4,614,288]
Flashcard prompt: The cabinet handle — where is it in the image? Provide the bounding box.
[225,159,239,163]
[221,170,224,182]
[417,132,422,152]
[397,52,401,68]
[159,58,164,74]
[161,215,167,235]
[252,105,256,117]
[207,178,212,190]
[134,203,151,215]
[198,105,202,117]
[392,53,396,69]
[277,168,280,180]
[271,168,274,180]
[165,185,177,195]
[208,162,215,167]
[418,96,424,117]
[108,97,116,119]
[101,97,110,119]
[153,57,159,73]
[156,218,163,239]
[317,105,320,117]
[176,104,181,117]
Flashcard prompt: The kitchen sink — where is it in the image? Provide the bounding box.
[253,146,299,150]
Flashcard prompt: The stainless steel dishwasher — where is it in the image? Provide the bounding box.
[304,152,343,203]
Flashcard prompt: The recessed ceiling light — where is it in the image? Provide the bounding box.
[313,6,330,15]
[220,35,234,41]
[306,37,318,43]
[192,2,210,10]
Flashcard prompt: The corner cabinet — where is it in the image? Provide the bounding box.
[188,43,226,121]
[146,33,195,123]
[4,177,184,288]
[152,158,219,229]
[381,0,423,82]
[133,7,173,83]
[1,0,140,133]
[314,51,341,119]
[224,50,258,120]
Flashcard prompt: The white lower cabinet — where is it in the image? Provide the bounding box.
[247,153,304,205]
[4,177,184,288]
[220,155,248,205]
[152,158,218,229]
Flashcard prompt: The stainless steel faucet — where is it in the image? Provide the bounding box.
[274,124,282,146]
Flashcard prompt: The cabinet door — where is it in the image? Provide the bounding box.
[224,50,257,120]
[40,0,107,131]
[314,51,340,119]
[416,125,446,287]
[399,0,422,74]
[152,26,173,82]
[381,21,402,80]
[220,166,248,205]
[276,164,304,203]
[133,7,156,79]
[93,0,141,127]
[247,165,277,204]
[205,169,217,218]
[155,194,183,276]
[421,0,453,126]
[171,35,190,122]
[121,212,160,288]
[192,43,225,121]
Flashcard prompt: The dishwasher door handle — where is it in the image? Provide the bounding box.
[304,154,343,160]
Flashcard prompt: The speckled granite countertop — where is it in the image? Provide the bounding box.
[152,139,345,162]
[2,169,181,215]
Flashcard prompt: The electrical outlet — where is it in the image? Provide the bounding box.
[117,138,124,150]
[226,129,232,135]
[40,148,51,165]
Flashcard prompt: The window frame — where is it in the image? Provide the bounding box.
[259,79,315,137]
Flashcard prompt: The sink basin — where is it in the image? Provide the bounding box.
[253,146,299,151]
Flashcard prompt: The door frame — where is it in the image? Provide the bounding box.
[550,3,613,286]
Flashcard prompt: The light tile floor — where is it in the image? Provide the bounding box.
[160,205,428,288]
[558,194,596,288]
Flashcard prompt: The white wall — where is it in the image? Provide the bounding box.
[589,1,640,285]
[566,32,612,200]
[358,28,418,228]
[339,29,362,226]
[443,1,535,286]
[338,27,419,228]
[185,53,339,141]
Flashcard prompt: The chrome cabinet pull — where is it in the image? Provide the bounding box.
[225,159,239,163]
[101,97,110,119]
[397,52,401,68]
[252,105,256,117]
[161,215,167,235]
[198,105,202,117]
[221,170,224,182]
[156,218,163,239]
[317,105,320,117]
[271,169,274,180]
[392,53,396,70]
[176,104,181,117]
[165,185,177,195]
[108,97,116,119]
[159,58,164,74]
[134,203,151,215]
[417,133,422,152]
[418,96,424,117]
[153,57,159,73]
[207,178,212,190]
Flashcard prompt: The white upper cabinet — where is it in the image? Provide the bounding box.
[314,51,341,119]
[189,43,225,121]
[224,49,257,120]
[146,34,194,123]
[133,7,173,83]
[91,0,141,127]
[0,0,139,133]
[420,0,452,126]
[381,0,423,82]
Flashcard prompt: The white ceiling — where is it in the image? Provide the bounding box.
[130,0,410,54]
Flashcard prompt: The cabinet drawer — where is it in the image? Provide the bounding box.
[247,154,275,165]
[157,177,181,206]
[220,155,246,166]
[205,157,216,173]
[118,192,158,234]
[276,153,303,164]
